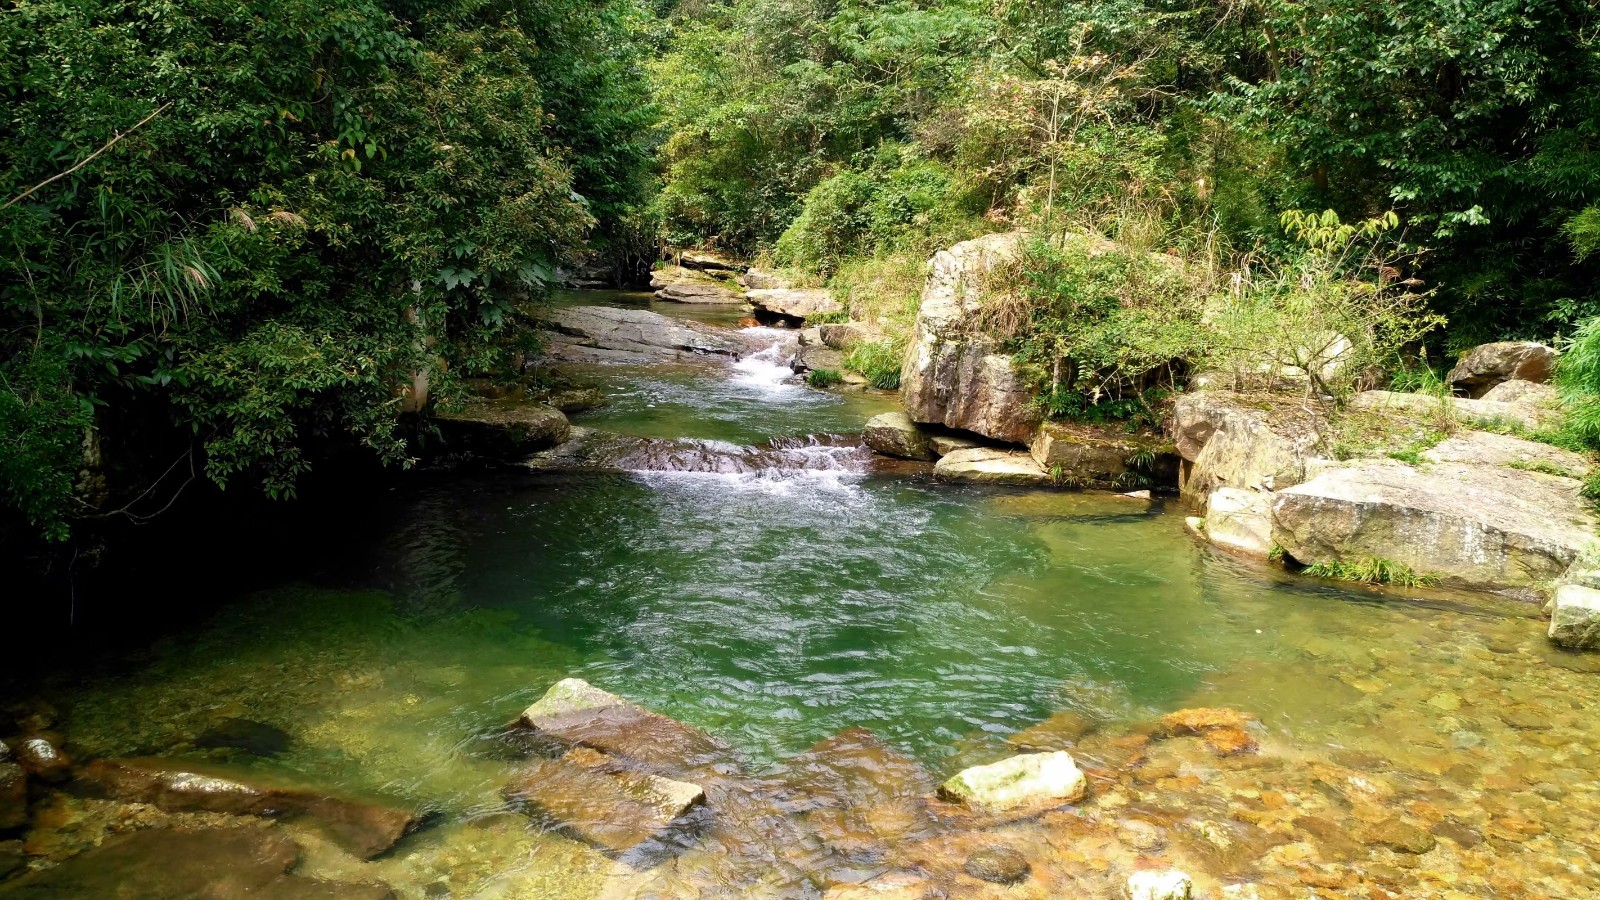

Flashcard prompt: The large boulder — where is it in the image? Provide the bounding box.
[900,233,1042,443]
[1349,389,1561,432]
[1029,422,1176,489]
[8,738,68,783]
[937,751,1087,813]
[1447,341,1557,397]
[819,323,872,350]
[649,264,744,304]
[1549,584,1600,650]
[502,749,704,853]
[1171,392,1325,500]
[1202,488,1273,559]
[934,447,1052,486]
[539,305,749,363]
[677,250,744,273]
[746,288,842,323]
[0,827,395,899]
[739,267,789,290]
[862,412,934,461]
[1480,378,1560,407]
[435,402,570,458]
[76,758,420,859]
[1270,453,1600,592]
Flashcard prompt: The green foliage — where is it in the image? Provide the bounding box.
[1301,557,1440,588]
[0,0,654,537]
[843,338,906,390]
[805,368,843,388]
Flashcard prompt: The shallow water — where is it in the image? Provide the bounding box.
[8,302,1600,898]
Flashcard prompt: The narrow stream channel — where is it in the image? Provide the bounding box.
[6,292,1599,898]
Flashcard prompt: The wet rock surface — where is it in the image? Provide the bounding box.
[7,740,67,785]
[0,826,395,899]
[934,447,1052,486]
[502,750,705,853]
[938,751,1087,813]
[516,678,732,774]
[862,411,934,460]
[435,401,571,458]
[0,766,24,833]
[1548,583,1600,649]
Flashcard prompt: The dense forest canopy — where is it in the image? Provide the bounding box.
[2,0,1598,540]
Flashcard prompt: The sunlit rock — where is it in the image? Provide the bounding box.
[651,263,745,304]
[821,871,933,899]
[1447,341,1557,397]
[819,323,871,350]
[503,749,705,854]
[517,678,730,773]
[1159,707,1254,737]
[1171,392,1324,500]
[1480,378,1560,407]
[76,758,419,859]
[934,447,1052,486]
[1029,422,1176,488]
[1549,583,1600,650]
[1271,457,1600,593]
[1006,709,1098,752]
[1202,487,1273,559]
[739,267,789,290]
[1127,868,1193,900]
[937,751,1087,812]
[900,232,1042,443]
[963,845,1030,884]
[677,250,745,273]
[862,412,934,460]
[746,288,841,323]
[1349,389,1560,432]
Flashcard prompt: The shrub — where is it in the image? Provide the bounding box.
[843,338,906,390]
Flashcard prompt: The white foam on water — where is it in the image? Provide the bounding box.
[730,328,801,392]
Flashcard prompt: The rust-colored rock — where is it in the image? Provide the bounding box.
[1159,707,1254,737]
[502,752,704,853]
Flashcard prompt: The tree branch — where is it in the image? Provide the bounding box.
[3,102,172,210]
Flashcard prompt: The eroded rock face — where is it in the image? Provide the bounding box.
[1171,393,1324,500]
[75,759,420,859]
[746,288,841,323]
[937,751,1087,813]
[538,305,748,364]
[0,826,396,899]
[1549,584,1600,650]
[1447,341,1557,397]
[1029,422,1176,489]
[1350,389,1560,432]
[862,412,934,461]
[900,233,1042,443]
[435,402,571,458]
[1271,457,1600,593]
[933,447,1051,486]
[1203,488,1273,559]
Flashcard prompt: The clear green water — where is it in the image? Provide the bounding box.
[20,297,1598,897]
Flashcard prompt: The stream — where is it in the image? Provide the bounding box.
[4,290,1599,898]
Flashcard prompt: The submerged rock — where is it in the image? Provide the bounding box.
[435,402,571,458]
[933,447,1052,486]
[545,387,607,414]
[1127,868,1193,900]
[1447,341,1557,397]
[963,846,1030,884]
[516,678,730,774]
[862,412,934,461]
[1202,487,1273,559]
[502,750,704,853]
[900,232,1042,443]
[1160,707,1254,737]
[937,751,1087,813]
[0,763,24,832]
[0,826,395,899]
[746,288,841,323]
[1006,710,1098,752]
[75,758,420,859]
[1549,583,1600,650]
[194,718,293,757]
[1271,456,1599,592]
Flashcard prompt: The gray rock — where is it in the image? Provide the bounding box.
[1171,392,1324,500]
[927,432,985,458]
[539,305,748,362]
[1549,583,1600,650]
[793,343,865,384]
[1480,378,1560,406]
[739,267,789,290]
[1420,430,1587,478]
[546,387,606,414]
[862,412,934,460]
[655,282,745,304]
[963,847,1030,884]
[819,323,870,350]
[1203,487,1273,559]
[900,233,1042,443]
[1271,458,1600,592]
[934,447,1052,486]
[1447,341,1557,397]
[937,751,1086,812]
[746,288,841,322]
[677,250,744,273]
[1350,389,1560,432]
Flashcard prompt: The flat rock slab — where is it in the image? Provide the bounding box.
[1420,430,1588,478]
[76,759,419,859]
[503,752,704,853]
[1350,389,1560,432]
[938,751,1087,813]
[1029,421,1176,488]
[1271,457,1600,592]
[539,305,749,362]
[518,678,730,773]
[746,288,840,322]
[0,826,395,899]
[934,447,1051,486]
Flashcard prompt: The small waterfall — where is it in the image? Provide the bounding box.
[730,327,800,391]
